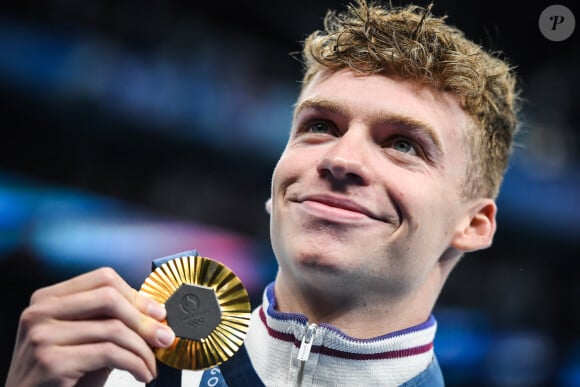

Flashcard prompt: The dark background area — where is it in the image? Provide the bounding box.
[1,1,579,385]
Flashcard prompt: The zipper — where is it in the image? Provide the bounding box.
[297,323,318,362]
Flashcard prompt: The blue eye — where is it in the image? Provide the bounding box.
[393,139,417,155]
[309,121,331,133]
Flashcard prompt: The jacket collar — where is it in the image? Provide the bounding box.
[244,282,437,386]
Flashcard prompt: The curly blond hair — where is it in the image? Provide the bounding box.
[301,0,520,199]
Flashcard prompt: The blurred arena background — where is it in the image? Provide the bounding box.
[0,1,579,385]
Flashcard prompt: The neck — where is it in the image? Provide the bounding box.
[274,262,450,338]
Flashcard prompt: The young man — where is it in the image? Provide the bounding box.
[6,1,519,386]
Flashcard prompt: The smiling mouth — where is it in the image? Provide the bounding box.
[296,195,384,223]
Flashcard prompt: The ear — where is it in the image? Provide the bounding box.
[265,198,272,215]
[450,199,497,252]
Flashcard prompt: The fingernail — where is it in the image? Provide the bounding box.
[157,327,175,347]
[147,302,166,320]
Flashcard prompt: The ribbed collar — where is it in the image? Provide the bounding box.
[245,282,437,386]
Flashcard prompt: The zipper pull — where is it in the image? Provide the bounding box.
[297,323,317,362]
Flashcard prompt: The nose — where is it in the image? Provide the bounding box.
[317,132,370,186]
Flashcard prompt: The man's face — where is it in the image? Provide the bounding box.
[270,68,489,298]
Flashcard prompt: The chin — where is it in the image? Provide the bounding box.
[298,255,345,274]
[292,251,362,284]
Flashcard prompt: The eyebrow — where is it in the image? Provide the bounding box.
[294,98,444,158]
[293,99,345,121]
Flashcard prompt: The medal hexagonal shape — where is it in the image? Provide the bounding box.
[165,283,222,341]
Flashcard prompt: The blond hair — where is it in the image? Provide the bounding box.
[301,0,519,199]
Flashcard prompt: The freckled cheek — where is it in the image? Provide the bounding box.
[270,169,284,200]
[271,157,299,198]
[274,151,316,182]
[388,186,432,230]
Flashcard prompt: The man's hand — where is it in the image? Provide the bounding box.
[5,267,175,387]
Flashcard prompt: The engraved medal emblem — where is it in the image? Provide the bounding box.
[139,255,251,370]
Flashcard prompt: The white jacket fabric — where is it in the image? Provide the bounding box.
[245,283,437,386]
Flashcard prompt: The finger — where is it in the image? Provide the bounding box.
[74,342,155,383]
[33,342,155,384]
[31,267,167,321]
[27,319,158,374]
[31,267,133,301]
[28,287,175,349]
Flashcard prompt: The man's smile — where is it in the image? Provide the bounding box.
[291,193,386,223]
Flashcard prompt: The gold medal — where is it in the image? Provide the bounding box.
[139,254,252,370]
